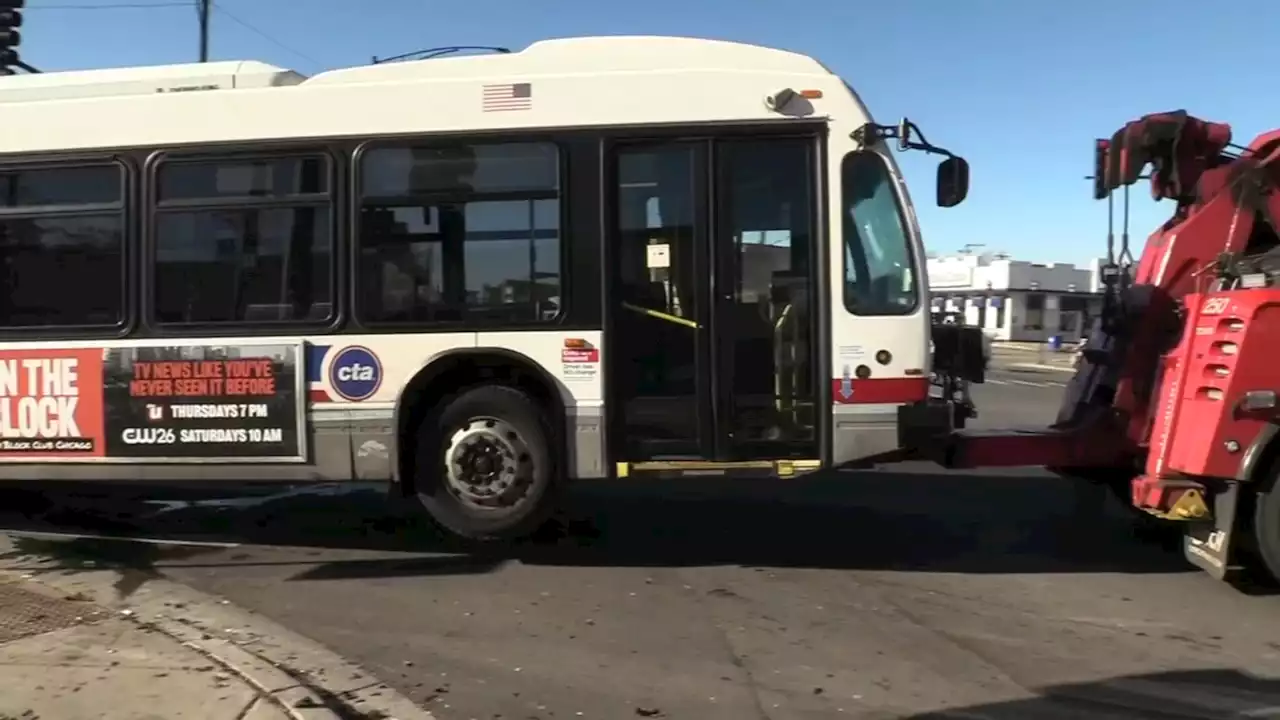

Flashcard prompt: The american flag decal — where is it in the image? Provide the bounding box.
[482,82,533,112]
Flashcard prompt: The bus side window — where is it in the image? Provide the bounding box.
[151,153,334,326]
[356,142,562,326]
[0,164,126,330]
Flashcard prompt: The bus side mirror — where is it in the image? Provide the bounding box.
[937,156,969,208]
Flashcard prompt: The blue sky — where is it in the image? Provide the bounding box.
[21,0,1273,266]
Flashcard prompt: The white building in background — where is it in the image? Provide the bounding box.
[926,252,1107,343]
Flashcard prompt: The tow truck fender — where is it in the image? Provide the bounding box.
[1182,423,1280,580]
[1235,422,1280,483]
[1186,423,1280,582]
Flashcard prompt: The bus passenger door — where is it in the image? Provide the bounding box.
[608,142,714,461]
[606,134,822,468]
[712,137,820,463]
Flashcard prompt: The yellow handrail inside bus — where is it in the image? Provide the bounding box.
[621,302,699,329]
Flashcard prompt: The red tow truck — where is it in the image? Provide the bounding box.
[916,110,1280,585]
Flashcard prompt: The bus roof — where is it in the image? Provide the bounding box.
[0,60,305,103]
[306,36,830,86]
[0,36,848,156]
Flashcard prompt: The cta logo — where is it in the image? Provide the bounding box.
[329,345,382,402]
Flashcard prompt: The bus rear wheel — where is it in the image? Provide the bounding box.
[411,384,559,541]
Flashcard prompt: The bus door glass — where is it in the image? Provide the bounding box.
[607,134,821,464]
[714,138,819,460]
[610,142,709,460]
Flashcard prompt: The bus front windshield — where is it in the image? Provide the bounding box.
[841,151,918,316]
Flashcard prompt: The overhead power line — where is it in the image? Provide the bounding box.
[31,0,322,71]
[209,2,322,70]
[28,2,194,9]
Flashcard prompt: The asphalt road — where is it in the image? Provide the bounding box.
[973,364,1071,428]
[6,368,1280,719]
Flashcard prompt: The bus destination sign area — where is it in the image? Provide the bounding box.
[0,343,305,462]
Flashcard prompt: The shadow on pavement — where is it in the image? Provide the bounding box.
[908,668,1280,719]
[0,466,1197,583]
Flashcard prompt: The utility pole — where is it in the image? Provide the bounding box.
[197,0,210,62]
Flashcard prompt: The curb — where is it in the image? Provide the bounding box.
[0,534,435,720]
[1007,362,1077,374]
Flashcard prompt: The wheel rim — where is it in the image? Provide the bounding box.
[442,416,535,509]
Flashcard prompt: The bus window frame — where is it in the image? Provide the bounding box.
[0,156,133,338]
[350,136,570,331]
[840,149,921,317]
[143,147,343,335]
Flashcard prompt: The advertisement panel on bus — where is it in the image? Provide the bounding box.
[0,343,305,462]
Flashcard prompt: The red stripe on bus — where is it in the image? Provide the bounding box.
[309,389,333,403]
[830,377,928,404]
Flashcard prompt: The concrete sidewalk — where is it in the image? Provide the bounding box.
[0,575,295,720]
[0,534,435,720]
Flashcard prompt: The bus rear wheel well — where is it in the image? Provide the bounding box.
[394,350,564,497]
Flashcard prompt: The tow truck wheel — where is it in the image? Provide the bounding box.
[412,385,560,542]
[1248,481,1280,585]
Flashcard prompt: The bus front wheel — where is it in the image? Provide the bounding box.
[412,384,560,541]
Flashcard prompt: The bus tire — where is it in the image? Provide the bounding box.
[1250,480,1280,585]
[412,384,559,542]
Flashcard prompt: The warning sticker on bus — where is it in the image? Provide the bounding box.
[0,343,305,462]
[561,347,599,381]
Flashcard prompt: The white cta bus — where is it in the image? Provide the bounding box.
[0,36,970,539]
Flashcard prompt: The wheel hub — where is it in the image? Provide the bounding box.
[443,417,533,507]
